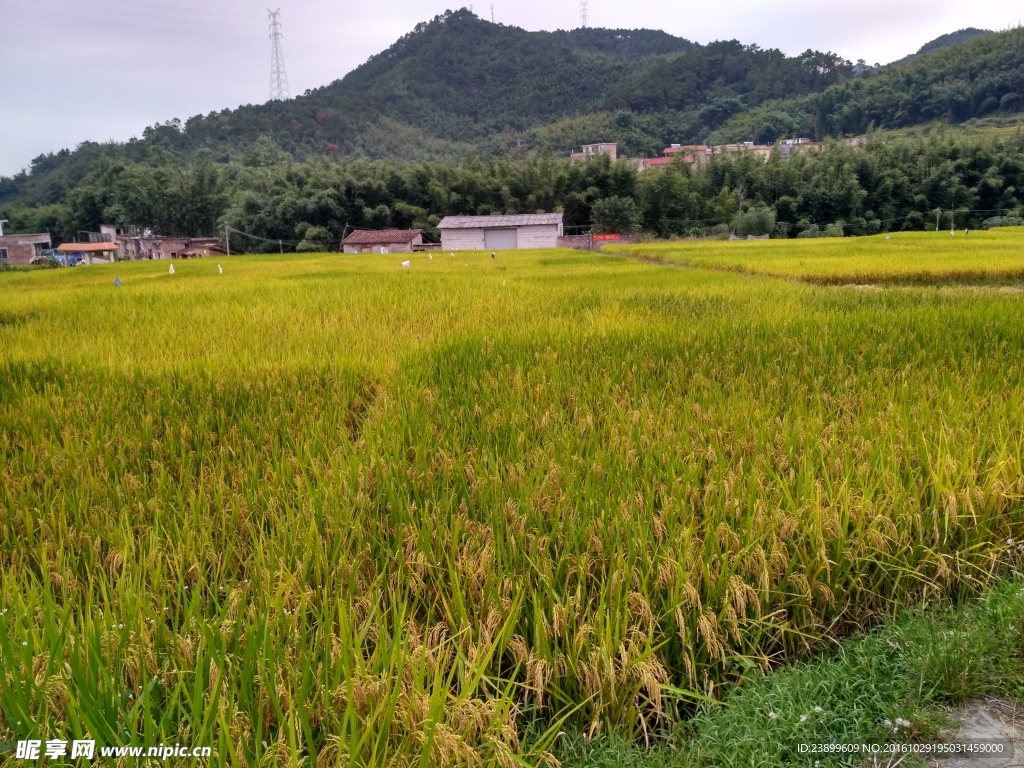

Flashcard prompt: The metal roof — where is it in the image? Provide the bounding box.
[343,228,422,245]
[437,213,563,229]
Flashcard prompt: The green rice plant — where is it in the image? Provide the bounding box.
[613,228,1024,284]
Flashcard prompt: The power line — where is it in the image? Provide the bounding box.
[268,9,291,102]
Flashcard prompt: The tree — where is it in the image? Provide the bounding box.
[592,195,640,233]
[295,224,334,252]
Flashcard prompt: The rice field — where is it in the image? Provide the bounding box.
[615,228,1024,284]
[2,239,1024,766]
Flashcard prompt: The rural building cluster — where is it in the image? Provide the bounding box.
[92,225,223,260]
[572,138,824,173]
[0,222,228,266]
[0,137,835,265]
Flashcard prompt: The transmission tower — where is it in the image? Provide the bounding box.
[268,9,291,101]
[580,0,589,28]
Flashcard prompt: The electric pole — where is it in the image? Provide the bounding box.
[268,9,291,101]
[580,0,589,27]
[491,4,495,22]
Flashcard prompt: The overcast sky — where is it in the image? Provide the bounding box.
[2,0,1021,177]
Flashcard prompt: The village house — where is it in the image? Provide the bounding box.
[709,142,774,162]
[94,225,223,259]
[571,143,618,162]
[342,229,424,254]
[438,213,563,251]
[174,238,223,258]
[779,138,820,158]
[636,144,712,172]
[0,232,51,265]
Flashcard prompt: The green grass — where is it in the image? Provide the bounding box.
[559,575,1024,767]
[1,244,1024,765]
[613,228,1024,284]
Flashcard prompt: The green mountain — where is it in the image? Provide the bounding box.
[902,27,993,63]
[127,10,854,162]
[0,10,851,208]
[712,26,1023,143]
[1,13,1020,215]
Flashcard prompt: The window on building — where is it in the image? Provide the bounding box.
[0,248,8,260]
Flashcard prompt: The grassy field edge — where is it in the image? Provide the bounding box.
[556,574,1024,767]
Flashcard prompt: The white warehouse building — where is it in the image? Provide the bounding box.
[437,213,563,251]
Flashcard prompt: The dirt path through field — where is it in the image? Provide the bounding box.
[929,699,1023,768]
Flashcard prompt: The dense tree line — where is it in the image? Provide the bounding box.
[6,130,1024,249]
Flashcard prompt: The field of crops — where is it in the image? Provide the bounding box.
[616,228,1024,284]
[2,238,1024,766]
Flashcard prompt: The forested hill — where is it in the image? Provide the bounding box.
[713,26,1023,143]
[2,11,1022,214]
[890,27,993,66]
[117,10,851,159]
[0,9,851,208]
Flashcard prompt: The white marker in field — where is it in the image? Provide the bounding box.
[169,264,175,274]
[218,264,223,275]
[401,260,411,268]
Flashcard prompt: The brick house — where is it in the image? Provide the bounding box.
[0,233,51,265]
[342,229,424,254]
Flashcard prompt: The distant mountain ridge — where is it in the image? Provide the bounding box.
[888,27,993,68]
[710,25,1024,144]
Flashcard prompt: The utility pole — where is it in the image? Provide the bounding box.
[580,0,589,28]
[935,208,941,232]
[950,209,955,235]
[268,9,291,101]
[491,4,495,22]
[0,220,7,236]
[226,226,230,256]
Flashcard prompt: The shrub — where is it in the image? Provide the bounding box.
[735,207,776,237]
